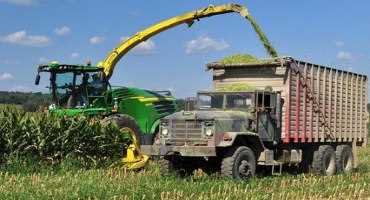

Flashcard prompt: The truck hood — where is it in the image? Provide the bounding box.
[164,110,253,133]
[164,110,251,121]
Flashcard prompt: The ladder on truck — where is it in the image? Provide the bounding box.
[288,58,334,140]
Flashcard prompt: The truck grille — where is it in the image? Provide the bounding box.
[164,119,209,146]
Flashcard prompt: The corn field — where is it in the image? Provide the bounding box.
[0,104,369,199]
[0,145,368,199]
[0,105,129,167]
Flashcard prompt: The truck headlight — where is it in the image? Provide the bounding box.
[161,128,169,136]
[205,127,213,136]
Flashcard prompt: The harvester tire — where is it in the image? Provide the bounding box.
[335,145,354,174]
[105,114,142,146]
[221,146,256,180]
[312,145,336,176]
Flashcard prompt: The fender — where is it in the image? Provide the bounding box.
[149,118,161,135]
[217,131,265,153]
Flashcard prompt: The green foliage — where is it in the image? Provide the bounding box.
[216,83,256,92]
[0,105,130,167]
[219,54,260,65]
[0,91,51,112]
[175,99,185,111]
[0,146,368,199]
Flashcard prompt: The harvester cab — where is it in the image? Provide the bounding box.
[35,62,108,110]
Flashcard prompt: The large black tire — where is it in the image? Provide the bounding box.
[336,145,354,174]
[158,157,174,175]
[221,146,256,180]
[158,156,183,176]
[298,148,314,173]
[104,114,142,146]
[312,145,336,176]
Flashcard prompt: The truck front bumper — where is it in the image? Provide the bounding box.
[141,145,216,157]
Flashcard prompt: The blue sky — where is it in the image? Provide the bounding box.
[0,0,369,98]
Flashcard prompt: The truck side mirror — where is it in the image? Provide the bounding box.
[35,74,41,85]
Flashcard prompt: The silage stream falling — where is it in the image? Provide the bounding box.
[239,7,278,58]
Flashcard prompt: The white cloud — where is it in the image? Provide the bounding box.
[185,36,229,54]
[334,41,344,47]
[0,0,37,6]
[336,51,352,61]
[0,30,50,47]
[89,36,105,44]
[39,57,49,63]
[70,52,79,59]
[54,26,71,36]
[128,11,140,17]
[11,85,31,92]
[0,72,14,80]
[120,36,156,55]
[0,59,20,65]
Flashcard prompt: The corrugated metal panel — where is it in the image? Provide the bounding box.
[285,60,368,143]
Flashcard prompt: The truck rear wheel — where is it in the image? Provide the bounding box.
[312,145,336,176]
[221,146,256,180]
[335,145,354,174]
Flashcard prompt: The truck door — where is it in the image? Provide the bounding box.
[255,91,281,143]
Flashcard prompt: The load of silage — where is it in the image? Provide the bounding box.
[219,54,261,65]
[0,105,130,167]
[216,83,256,92]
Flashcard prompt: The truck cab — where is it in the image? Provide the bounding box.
[142,90,283,179]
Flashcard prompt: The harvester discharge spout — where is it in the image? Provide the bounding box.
[98,3,278,81]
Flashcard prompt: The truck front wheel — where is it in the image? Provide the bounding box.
[158,157,175,175]
[221,146,256,180]
[158,156,187,176]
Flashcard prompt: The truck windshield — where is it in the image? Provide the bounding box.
[197,92,254,110]
[197,93,223,109]
[225,93,253,110]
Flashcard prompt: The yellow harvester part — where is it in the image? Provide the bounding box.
[119,127,149,170]
[98,3,278,80]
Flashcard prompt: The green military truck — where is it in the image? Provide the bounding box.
[141,57,368,179]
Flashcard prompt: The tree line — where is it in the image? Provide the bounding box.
[0,91,187,112]
[0,91,51,112]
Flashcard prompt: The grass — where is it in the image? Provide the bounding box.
[0,145,369,199]
[0,105,368,199]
